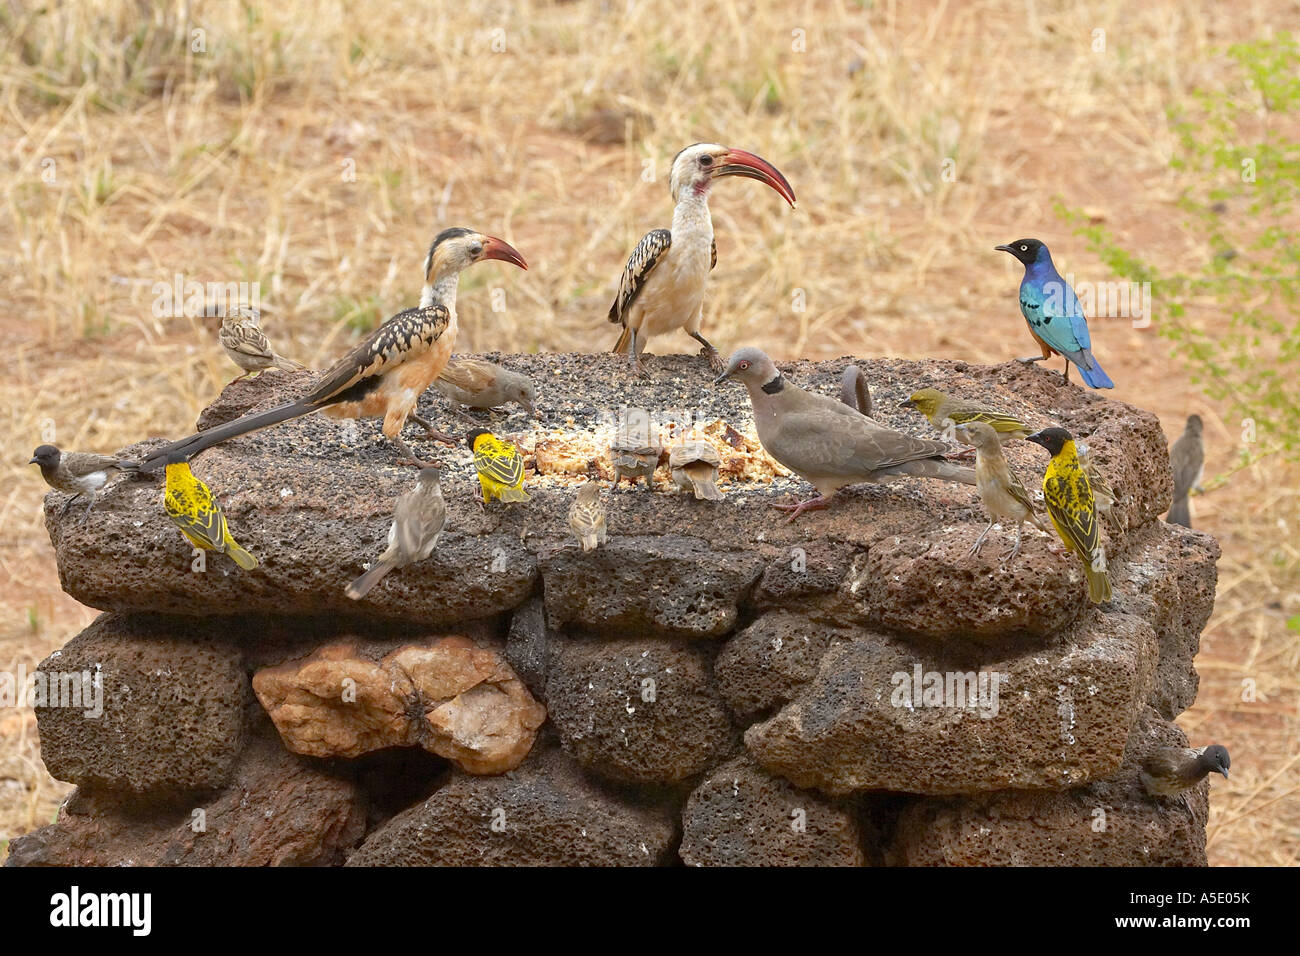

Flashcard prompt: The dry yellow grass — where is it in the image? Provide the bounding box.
[1,0,1296,864]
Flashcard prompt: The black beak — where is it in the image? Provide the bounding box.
[28,457,38,464]
[994,244,1014,253]
[1219,768,1229,780]
[900,399,916,409]
[1023,430,1049,450]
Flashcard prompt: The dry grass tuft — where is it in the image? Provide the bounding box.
[1,0,1296,864]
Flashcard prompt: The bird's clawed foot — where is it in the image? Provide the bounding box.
[947,446,977,461]
[771,495,831,523]
[701,346,725,373]
[409,413,459,446]
[1017,355,1048,365]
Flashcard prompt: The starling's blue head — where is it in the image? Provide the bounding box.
[995,238,1049,267]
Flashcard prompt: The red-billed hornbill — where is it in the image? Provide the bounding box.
[138,228,527,471]
[609,143,796,374]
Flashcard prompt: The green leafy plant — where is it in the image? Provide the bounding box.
[1060,33,1300,458]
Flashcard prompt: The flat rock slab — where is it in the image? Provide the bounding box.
[886,709,1210,866]
[32,614,248,793]
[344,745,676,866]
[746,610,1159,796]
[42,353,1172,643]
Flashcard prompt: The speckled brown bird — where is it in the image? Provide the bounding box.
[138,228,526,471]
[433,358,537,417]
[1077,441,1120,526]
[29,444,139,520]
[1141,744,1230,798]
[219,306,304,379]
[669,438,723,500]
[956,422,1050,562]
[346,464,447,599]
[568,481,608,551]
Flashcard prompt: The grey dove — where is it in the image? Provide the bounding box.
[715,347,975,521]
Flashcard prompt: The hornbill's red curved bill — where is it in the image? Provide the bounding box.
[138,228,527,471]
[609,144,796,375]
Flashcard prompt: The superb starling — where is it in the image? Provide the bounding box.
[996,238,1114,389]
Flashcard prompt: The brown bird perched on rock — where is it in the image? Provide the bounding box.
[715,347,975,522]
[901,387,1030,455]
[138,228,527,471]
[346,463,447,599]
[433,358,537,418]
[609,413,662,490]
[1141,744,1230,799]
[669,439,723,500]
[1167,414,1205,528]
[568,481,608,552]
[30,444,139,520]
[219,306,304,379]
[955,422,1050,562]
[609,143,796,375]
[1077,441,1119,526]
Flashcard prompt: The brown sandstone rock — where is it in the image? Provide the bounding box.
[345,745,676,866]
[545,635,734,785]
[5,735,365,867]
[680,754,865,866]
[252,636,546,774]
[32,614,248,793]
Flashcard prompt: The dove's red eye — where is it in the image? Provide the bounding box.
[739,361,749,370]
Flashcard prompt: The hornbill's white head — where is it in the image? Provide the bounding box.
[423,227,528,286]
[667,143,797,207]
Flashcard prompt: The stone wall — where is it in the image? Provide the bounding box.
[7,353,1221,866]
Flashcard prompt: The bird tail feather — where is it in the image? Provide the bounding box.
[612,326,631,355]
[346,561,393,599]
[139,399,311,471]
[692,479,724,501]
[1075,350,1114,389]
[226,541,259,571]
[273,354,306,372]
[880,459,977,485]
[1085,564,1112,603]
[1166,496,1192,528]
[580,533,598,552]
[496,486,531,503]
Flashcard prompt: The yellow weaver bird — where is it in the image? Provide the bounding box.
[163,453,258,570]
[1024,428,1111,604]
[901,387,1030,457]
[466,428,529,504]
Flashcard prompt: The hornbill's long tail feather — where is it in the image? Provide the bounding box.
[139,400,314,471]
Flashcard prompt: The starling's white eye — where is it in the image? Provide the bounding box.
[1020,244,1028,251]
